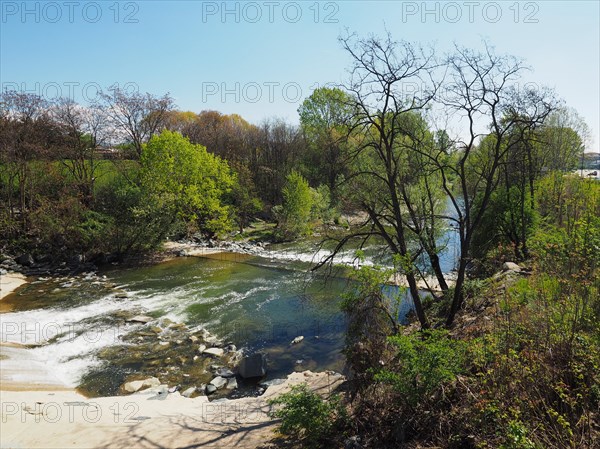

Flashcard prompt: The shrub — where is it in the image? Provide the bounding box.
[375,329,467,406]
[267,383,347,447]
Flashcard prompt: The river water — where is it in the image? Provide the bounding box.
[0,252,356,395]
[1,223,458,396]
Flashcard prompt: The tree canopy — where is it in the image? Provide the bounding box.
[140,130,235,236]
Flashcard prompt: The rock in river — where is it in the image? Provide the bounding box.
[181,387,196,398]
[215,368,235,378]
[127,315,154,324]
[142,377,161,388]
[203,347,224,357]
[290,336,304,345]
[123,377,161,393]
[123,380,144,393]
[238,353,267,379]
[210,376,228,389]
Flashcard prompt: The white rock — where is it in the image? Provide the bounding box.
[123,380,144,393]
[127,315,153,324]
[142,377,161,388]
[205,335,221,345]
[181,387,196,398]
[226,378,238,389]
[203,347,224,357]
[290,336,304,345]
[503,262,522,272]
[198,344,207,354]
[210,376,228,389]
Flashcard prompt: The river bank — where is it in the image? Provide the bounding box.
[0,370,345,449]
[1,257,347,447]
[0,272,27,300]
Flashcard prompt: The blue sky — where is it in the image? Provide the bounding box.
[1,1,599,149]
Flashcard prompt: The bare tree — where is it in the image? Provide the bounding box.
[99,86,174,157]
[52,98,108,204]
[317,33,441,329]
[0,91,60,229]
[431,44,555,325]
[317,36,556,329]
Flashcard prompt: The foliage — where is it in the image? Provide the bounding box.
[471,185,538,265]
[140,130,235,236]
[298,87,354,195]
[267,383,347,448]
[96,174,175,257]
[230,161,263,233]
[310,183,337,222]
[273,170,313,240]
[375,330,467,406]
[341,264,399,392]
[342,174,598,449]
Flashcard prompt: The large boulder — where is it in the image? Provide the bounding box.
[503,262,522,272]
[15,253,34,267]
[238,353,267,379]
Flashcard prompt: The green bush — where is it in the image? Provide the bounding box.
[375,329,467,406]
[500,420,539,449]
[267,383,347,447]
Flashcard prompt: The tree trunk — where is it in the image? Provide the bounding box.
[446,240,468,327]
[429,252,449,292]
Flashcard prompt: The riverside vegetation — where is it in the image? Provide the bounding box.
[1,33,598,448]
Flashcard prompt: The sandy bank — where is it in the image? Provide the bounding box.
[161,241,228,261]
[0,370,344,449]
[388,271,457,292]
[0,345,72,392]
[0,272,27,300]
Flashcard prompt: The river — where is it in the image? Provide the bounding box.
[1,252,354,396]
[1,220,459,397]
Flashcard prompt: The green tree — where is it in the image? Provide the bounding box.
[96,177,175,258]
[230,161,262,233]
[537,108,587,172]
[298,87,354,197]
[273,170,313,240]
[140,130,234,236]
